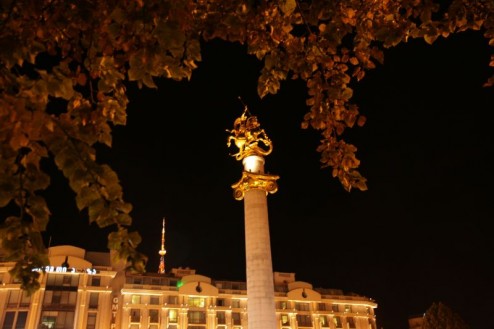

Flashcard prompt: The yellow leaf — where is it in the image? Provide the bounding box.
[76,73,87,86]
[424,34,437,45]
[45,120,54,132]
[280,0,296,16]
[357,115,366,127]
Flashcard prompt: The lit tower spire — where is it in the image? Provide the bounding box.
[227,106,279,329]
[158,218,167,274]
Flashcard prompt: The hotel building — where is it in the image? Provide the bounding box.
[0,244,377,329]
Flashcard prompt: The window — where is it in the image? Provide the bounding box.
[19,293,30,307]
[320,315,329,327]
[295,302,310,311]
[62,291,77,305]
[188,311,206,324]
[6,291,30,308]
[333,316,342,328]
[43,291,77,307]
[62,276,71,285]
[150,296,160,305]
[231,283,243,290]
[131,295,141,305]
[7,291,18,307]
[231,299,240,308]
[149,309,159,323]
[16,312,27,329]
[347,317,356,329]
[130,309,140,323]
[40,311,75,329]
[45,274,79,288]
[89,293,99,309]
[217,312,226,324]
[344,305,352,313]
[281,314,290,326]
[1,311,27,329]
[332,304,339,312]
[53,293,63,305]
[296,314,312,327]
[366,307,371,315]
[86,313,96,329]
[168,309,178,323]
[318,303,327,311]
[2,312,14,329]
[168,295,178,304]
[189,297,205,308]
[89,276,100,287]
[216,298,225,306]
[232,313,241,325]
[278,301,288,310]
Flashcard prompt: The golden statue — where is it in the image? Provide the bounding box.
[226,106,273,161]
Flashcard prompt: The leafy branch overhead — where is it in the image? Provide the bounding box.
[1,0,493,293]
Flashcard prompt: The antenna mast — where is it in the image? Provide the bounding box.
[158,218,167,274]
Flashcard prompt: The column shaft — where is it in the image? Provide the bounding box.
[244,189,277,329]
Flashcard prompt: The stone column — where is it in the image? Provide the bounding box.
[244,188,276,329]
[227,108,279,329]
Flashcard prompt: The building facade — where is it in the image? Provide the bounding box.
[0,245,378,329]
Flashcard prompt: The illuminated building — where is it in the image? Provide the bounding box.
[0,245,117,329]
[0,245,378,329]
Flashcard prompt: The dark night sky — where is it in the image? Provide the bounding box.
[39,31,493,329]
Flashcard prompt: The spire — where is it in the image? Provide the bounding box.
[158,218,167,274]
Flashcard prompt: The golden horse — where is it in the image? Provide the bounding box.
[227,110,272,161]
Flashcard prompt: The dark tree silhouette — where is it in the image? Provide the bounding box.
[423,302,470,329]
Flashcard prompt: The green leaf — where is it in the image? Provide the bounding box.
[88,199,105,223]
[127,231,142,248]
[26,196,50,230]
[76,186,100,210]
[115,213,132,226]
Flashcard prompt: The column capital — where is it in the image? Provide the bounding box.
[231,171,279,200]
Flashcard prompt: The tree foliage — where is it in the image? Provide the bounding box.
[422,302,470,329]
[0,0,493,293]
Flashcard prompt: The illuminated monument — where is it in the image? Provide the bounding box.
[158,218,167,274]
[227,107,279,329]
[0,109,380,329]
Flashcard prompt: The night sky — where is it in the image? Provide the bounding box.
[36,30,493,329]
